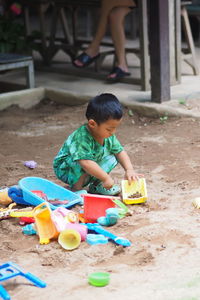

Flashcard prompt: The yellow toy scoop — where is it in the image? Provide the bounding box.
[33,203,58,244]
[121,178,148,204]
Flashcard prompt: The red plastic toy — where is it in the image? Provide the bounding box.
[19,217,35,226]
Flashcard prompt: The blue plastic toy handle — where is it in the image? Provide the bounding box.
[24,272,47,288]
[93,224,116,239]
[85,223,131,247]
[0,284,10,300]
[8,185,28,206]
[95,225,131,247]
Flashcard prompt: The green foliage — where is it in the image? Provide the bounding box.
[128,109,134,117]
[178,98,186,105]
[0,16,41,53]
[159,114,168,124]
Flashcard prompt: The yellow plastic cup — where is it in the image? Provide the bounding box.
[58,229,81,250]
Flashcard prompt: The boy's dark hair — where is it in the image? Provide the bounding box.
[85,93,123,124]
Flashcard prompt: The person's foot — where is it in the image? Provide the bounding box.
[88,182,121,196]
[73,50,99,68]
[107,66,131,82]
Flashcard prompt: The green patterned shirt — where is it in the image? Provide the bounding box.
[53,124,123,186]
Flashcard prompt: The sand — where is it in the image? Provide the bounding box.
[0,99,200,300]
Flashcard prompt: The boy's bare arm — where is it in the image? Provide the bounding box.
[78,159,114,188]
[116,150,133,170]
[116,150,140,182]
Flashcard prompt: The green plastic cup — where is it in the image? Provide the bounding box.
[88,272,110,287]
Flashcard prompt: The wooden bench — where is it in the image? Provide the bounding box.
[186,1,200,45]
[0,53,35,89]
[181,1,199,75]
[21,0,150,90]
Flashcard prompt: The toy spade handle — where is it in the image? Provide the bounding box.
[24,272,47,288]
[112,198,128,217]
[10,211,33,218]
[92,224,117,239]
[88,224,131,247]
[0,284,10,300]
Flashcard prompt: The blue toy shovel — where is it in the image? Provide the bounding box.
[84,223,131,247]
[0,262,46,300]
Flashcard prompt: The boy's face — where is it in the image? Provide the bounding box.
[88,118,122,140]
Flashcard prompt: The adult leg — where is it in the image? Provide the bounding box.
[74,0,135,67]
[108,6,132,78]
[88,0,135,56]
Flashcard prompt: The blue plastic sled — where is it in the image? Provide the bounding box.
[18,177,82,210]
[0,261,46,300]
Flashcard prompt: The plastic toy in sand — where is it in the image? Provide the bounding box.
[22,224,37,235]
[82,194,116,223]
[19,216,35,225]
[58,229,81,250]
[0,206,33,222]
[10,202,58,244]
[33,202,59,244]
[0,261,46,300]
[121,178,148,204]
[51,207,79,231]
[8,184,86,207]
[50,207,87,240]
[111,198,129,218]
[18,177,82,209]
[8,185,29,206]
[31,190,48,200]
[0,188,12,206]
[0,203,17,220]
[85,223,131,247]
[192,197,200,208]
[10,209,34,218]
[23,160,37,169]
[86,234,108,245]
[88,272,110,287]
[65,223,88,241]
[97,207,119,226]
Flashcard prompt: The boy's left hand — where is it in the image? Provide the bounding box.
[125,169,143,184]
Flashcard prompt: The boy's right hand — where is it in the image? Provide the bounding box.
[102,176,114,189]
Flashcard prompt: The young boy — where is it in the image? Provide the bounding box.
[53,93,139,196]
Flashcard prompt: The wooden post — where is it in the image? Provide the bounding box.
[148,0,171,103]
[139,0,150,91]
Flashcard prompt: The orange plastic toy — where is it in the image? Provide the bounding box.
[33,203,58,244]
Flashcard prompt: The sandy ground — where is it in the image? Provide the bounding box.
[1,99,200,300]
